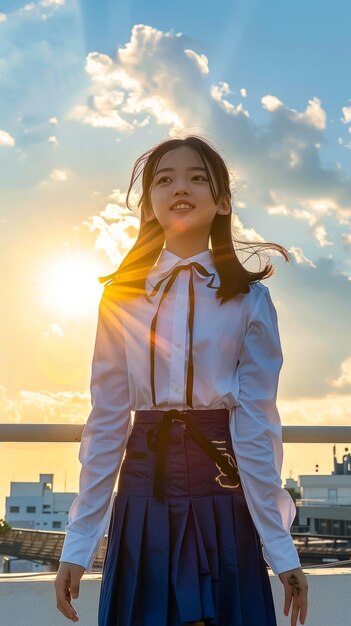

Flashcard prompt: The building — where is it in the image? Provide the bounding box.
[295,447,351,537]
[5,473,76,532]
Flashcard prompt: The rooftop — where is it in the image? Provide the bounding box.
[1,568,350,626]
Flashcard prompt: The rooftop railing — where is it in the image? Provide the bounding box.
[297,498,351,506]
[1,423,351,443]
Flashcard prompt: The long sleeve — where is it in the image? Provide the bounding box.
[59,288,132,572]
[229,285,301,575]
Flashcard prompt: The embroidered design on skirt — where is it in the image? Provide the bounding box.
[211,439,241,489]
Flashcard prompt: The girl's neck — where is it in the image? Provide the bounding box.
[164,234,210,260]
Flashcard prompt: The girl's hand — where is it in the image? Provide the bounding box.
[278,566,308,626]
[54,561,85,622]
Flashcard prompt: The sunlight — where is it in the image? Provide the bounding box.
[39,251,103,319]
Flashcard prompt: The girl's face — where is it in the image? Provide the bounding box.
[146,145,230,237]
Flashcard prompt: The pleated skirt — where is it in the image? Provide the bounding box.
[98,409,277,626]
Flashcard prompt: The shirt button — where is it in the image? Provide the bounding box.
[174,384,181,392]
[175,341,182,348]
[179,302,185,309]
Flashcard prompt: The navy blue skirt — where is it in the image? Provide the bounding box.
[98,409,277,626]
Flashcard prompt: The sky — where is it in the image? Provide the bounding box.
[0,0,351,514]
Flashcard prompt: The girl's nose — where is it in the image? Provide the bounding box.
[174,184,190,195]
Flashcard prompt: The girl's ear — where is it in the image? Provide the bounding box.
[216,194,232,216]
[142,202,155,222]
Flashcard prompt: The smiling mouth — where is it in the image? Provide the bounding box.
[170,203,195,211]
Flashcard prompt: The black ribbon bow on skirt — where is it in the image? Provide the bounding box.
[146,409,240,502]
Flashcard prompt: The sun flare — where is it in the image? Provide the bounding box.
[39,251,104,319]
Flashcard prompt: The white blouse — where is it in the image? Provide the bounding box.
[60,248,301,575]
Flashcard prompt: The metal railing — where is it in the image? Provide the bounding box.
[1,424,351,443]
[297,498,351,506]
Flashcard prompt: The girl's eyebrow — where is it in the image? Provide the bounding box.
[155,166,207,175]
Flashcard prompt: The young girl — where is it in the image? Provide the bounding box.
[55,135,308,626]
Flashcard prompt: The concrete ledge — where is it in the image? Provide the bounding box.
[0,568,350,626]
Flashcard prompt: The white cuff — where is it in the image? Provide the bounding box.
[60,529,104,572]
[262,536,301,575]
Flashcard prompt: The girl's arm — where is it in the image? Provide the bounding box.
[230,284,301,575]
[59,288,132,572]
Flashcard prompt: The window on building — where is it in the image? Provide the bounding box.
[42,504,51,513]
[52,521,62,529]
[328,488,338,502]
[326,519,333,534]
[9,506,20,513]
[26,506,36,513]
[320,519,327,535]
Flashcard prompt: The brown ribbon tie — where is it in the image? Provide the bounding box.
[148,262,217,408]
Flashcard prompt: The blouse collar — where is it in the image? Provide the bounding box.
[146,248,219,292]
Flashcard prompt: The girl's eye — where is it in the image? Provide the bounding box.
[156,175,208,184]
[157,176,171,184]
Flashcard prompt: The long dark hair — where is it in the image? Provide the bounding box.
[99,135,289,303]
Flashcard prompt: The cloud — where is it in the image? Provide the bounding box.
[66,24,351,264]
[50,168,67,181]
[70,102,135,132]
[289,246,316,268]
[21,3,36,11]
[0,129,15,147]
[341,105,351,124]
[40,0,65,6]
[84,190,140,265]
[331,356,351,388]
[0,386,90,424]
[240,88,247,98]
[272,257,351,399]
[34,167,69,188]
[262,95,283,112]
[0,0,84,155]
[69,35,186,131]
[263,95,326,129]
[232,213,265,243]
[279,393,351,426]
[17,0,65,14]
[184,49,209,74]
[312,224,333,247]
[0,12,7,23]
[299,97,326,130]
[211,82,249,116]
[268,192,348,247]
